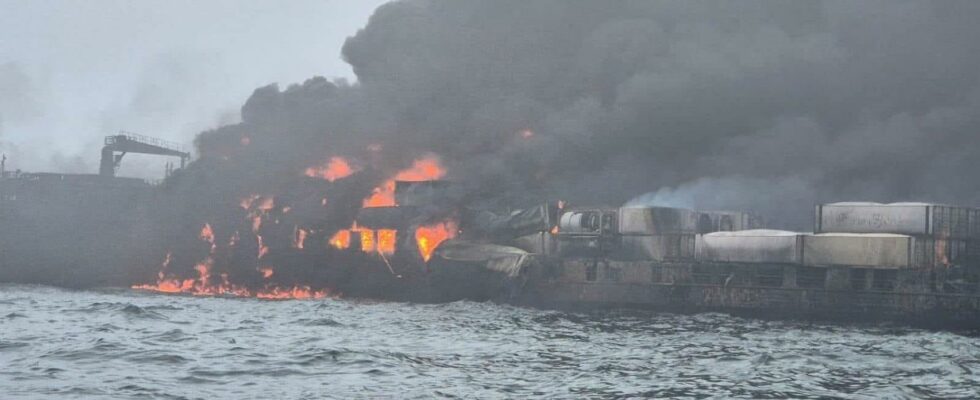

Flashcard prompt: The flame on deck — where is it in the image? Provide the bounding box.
[329,229,351,249]
[200,223,215,246]
[305,156,357,181]
[377,229,397,254]
[135,149,457,299]
[363,155,445,208]
[132,223,331,300]
[357,227,376,253]
[415,221,457,262]
[328,224,397,256]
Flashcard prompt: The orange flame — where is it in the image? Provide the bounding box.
[305,156,357,182]
[329,225,397,256]
[415,221,457,262]
[354,225,376,253]
[132,218,333,300]
[377,229,397,255]
[363,155,445,208]
[255,286,329,300]
[240,194,275,236]
[134,252,331,299]
[134,276,331,300]
[194,260,212,287]
[200,223,215,244]
[329,229,351,249]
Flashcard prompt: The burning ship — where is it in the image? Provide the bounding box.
[3,133,980,329]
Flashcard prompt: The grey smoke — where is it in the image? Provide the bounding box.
[0,62,43,137]
[186,0,980,230]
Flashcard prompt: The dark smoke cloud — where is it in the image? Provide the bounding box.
[186,0,980,230]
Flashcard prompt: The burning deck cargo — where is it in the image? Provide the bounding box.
[4,133,980,329]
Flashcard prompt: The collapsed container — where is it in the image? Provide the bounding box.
[815,202,979,240]
[462,203,559,240]
[511,231,558,256]
[696,230,804,264]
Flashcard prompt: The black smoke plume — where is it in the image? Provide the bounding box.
[174,0,980,230]
[98,0,980,291]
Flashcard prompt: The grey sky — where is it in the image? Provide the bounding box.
[0,0,387,176]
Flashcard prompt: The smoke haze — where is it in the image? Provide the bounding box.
[0,0,386,176]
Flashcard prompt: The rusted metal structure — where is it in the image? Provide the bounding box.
[99,132,190,177]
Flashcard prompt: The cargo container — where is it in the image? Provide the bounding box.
[803,233,915,269]
[614,234,696,261]
[618,206,700,235]
[698,211,765,233]
[913,237,972,269]
[696,230,804,264]
[815,202,977,239]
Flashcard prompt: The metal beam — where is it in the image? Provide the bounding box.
[99,132,191,177]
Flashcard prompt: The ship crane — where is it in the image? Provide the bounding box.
[98,131,190,177]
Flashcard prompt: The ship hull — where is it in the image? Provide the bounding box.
[504,260,980,330]
[514,281,980,330]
